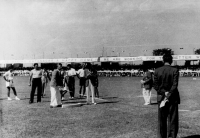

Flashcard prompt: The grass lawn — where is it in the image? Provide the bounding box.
[0,76,200,138]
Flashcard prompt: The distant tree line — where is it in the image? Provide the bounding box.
[195,48,200,55]
[153,48,174,56]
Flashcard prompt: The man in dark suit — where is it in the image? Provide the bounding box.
[49,63,63,108]
[154,54,180,138]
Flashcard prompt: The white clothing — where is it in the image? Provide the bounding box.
[6,80,14,87]
[160,98,168,108]
[50,86,62,106]
[3,71,15,87]
[86,80,95,103]
[68,68,76,76]
[142,88,151,104]
[77,68,85,77]
[30,69,42,78]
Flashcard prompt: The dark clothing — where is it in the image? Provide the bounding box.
[88,74,98,87]
[85,70,98,87]
[50,69,63,87]
[154,65,180,104]
[68,76,75,97]
[79,77,86,95]
[7,87,17,97]
[79,77,86,86]
[142,71,153,89]
[154,65,180,138]
[158,102,179,138]
[89,71,99,97]
[30,78,42,103]
[84,69,90,87]
[60,70,65,86]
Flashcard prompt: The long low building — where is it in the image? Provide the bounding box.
[0,55,200,64]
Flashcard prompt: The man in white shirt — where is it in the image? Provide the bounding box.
[29,63,42,104]
[67,64,77,98]
[3,66,20,100]
[77,64,86,97]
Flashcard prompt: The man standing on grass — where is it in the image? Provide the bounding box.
[29,63,42,104]
[84,63,96,105]
[154,53,180,138]
[77,64,86,98]
[3,65,20,101]
[50,63,63,108]
[67,64,77,99]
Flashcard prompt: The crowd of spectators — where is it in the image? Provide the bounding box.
[1,65,200,77]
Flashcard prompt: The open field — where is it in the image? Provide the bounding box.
[0,76,200,138]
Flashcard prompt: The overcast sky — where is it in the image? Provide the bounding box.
[1,0,200,60]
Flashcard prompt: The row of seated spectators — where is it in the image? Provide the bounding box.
[97,70,200,77]
[1,69,200,77]
[0,69,146,77]
[0,70,53,77]
[97,70,147,77]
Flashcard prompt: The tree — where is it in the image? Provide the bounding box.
[194,48,200,66]
[153,48,174,56]
[194,48,200,55]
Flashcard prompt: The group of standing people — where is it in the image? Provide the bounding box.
[28,63,78,106]
[76,63,99,99]
[3,53,180,138]
[2,63,49,102]
[49,62,99,107]
[27,62,99,107]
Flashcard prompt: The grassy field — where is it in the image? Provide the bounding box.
[0,76,200,138]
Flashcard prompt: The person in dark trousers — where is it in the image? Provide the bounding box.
[67,64,77,98]
[58,68,66,100]
[85,63,96,105]
[29,63,42,104]
[154,54,180,138]
[77,64,86,98]
[92,67,99,98]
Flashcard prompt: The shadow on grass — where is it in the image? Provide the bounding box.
[62,100,119,105]
[150,102,158,105]
[100,97,118,99]
[17,97,30,100]
[182,135,200,138]
[0,98,6,100]
[96,101,119,104]
[63,101,86,104]
[16,97,50,102]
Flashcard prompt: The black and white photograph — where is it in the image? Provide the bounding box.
[0,0,200,138]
